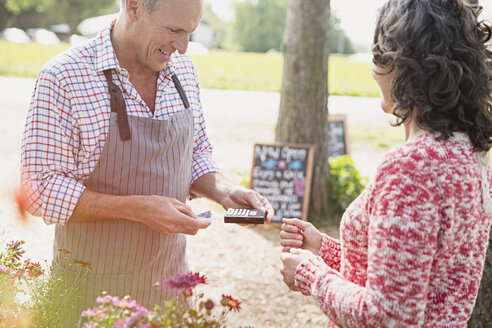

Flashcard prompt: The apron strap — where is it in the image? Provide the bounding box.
[103,70,191,142]
[103,70,132,141]
[171,74,190,109]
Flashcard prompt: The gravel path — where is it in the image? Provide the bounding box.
[186,198,329,327]
[0,77,391,327]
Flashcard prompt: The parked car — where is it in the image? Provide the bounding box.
[69,34,89,47]
[0,27,30,43]
[26,28,60,46]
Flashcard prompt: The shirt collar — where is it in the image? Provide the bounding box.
[95,20,120,73]
[95,20,176,78]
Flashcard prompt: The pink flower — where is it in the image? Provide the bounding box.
[81,307,108,319]
[112,296,141,309]
[163,272,207,292]
[113,318,127,328]
[0,264,11,274]
[221,294,242,312]
[125,308,148,327]
[7,240,25,261]
[81,308,97,317]
[82,323,98,328]
[96,294,113,304]
[205,299,214,310]
[24,261,44,278]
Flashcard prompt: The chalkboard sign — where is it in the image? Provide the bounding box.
[250,143,314,223]
[329,115,349,158]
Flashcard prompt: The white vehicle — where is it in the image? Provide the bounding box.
[0,28,30,43]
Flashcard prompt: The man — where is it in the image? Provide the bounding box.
[20,0,273,322]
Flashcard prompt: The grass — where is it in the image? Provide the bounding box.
[0,41,70,78]
[349,125,405,149]
[0,41,380,97]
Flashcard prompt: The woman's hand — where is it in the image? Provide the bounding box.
[280,248,316,291]
[280,218,322,253]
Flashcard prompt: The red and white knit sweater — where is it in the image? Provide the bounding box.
[295,133,492,327]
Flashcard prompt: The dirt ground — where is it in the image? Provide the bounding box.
[0,77,391,328]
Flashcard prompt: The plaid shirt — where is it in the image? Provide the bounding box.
[20,23,219,225]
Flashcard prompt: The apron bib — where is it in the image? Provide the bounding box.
[53,70,193,324]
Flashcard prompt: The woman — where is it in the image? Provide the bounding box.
[280,0,492,326]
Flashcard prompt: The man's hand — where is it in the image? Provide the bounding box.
[280,218,322,253]
[135,195,211,235]
[220,186,274,222]
[190,172,274,222]
[280,248,315,291]
[70,190,211,236]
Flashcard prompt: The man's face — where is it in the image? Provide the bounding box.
[131,0,202,72]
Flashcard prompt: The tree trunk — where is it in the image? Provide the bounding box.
[468,228,492,327]
[465,2,492,326]
[275,0,331,220]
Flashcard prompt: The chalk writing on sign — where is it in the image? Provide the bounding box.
[250,143,314,223]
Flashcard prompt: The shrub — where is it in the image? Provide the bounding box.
[328,155,368,218]
[0,237,90,328]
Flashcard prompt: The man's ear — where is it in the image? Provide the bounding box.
[125,0,139,22]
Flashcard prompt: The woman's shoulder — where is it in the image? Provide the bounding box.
[375,132,476,183]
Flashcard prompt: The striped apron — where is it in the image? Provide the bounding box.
[53,70,193,324]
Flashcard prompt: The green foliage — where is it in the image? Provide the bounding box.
[1,0,53,15]
[232,0,356,54]
[328,155,368,217]
[50,0,118,32]
[233,0,287,52]
[0,0,55,29]
[330,11,356,54]
[0,0,117,33]
[202,3,232,50]
[29,259,88,327]
[79,275,243,328]
[0,238,89,327]
[237,171,251,188]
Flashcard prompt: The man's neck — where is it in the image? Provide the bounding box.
[111,18,157,79]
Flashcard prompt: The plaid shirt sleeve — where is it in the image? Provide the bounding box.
[20,68,86,225]
[188,61,220,184]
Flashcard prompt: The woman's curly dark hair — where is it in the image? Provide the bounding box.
[372,0,492,152]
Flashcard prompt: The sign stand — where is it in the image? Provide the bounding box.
[329,114,350,157]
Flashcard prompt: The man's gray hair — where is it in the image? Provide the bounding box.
[119,0,164,13]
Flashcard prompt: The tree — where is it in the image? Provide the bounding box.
[0,0,116,33]
[233,0,287,52]
[233,0,353,54]
[466,4,492,327]
[467,0,492,324]
[0,0,52,30]
[330,12,356,54]
[50,0,117,33]
[275,0,331,220]
[201,3,230,49]
[468,229,492,327]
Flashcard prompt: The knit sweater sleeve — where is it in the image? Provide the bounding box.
[317,234,342,271]
[294,159,441,327]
